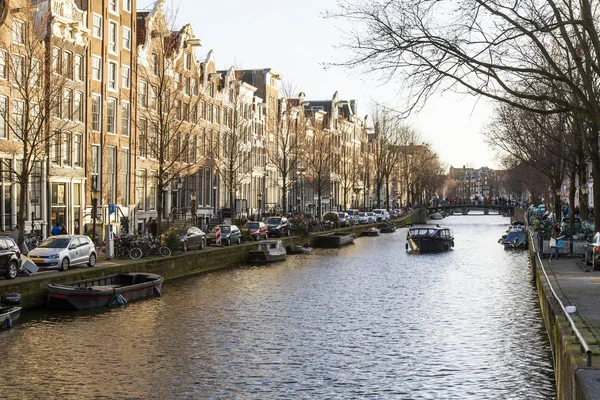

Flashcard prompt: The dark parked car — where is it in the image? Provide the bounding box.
[0,236,23,279]
[245,221,268,241]
[178,227,206,252]
[206,225,242,246]
[585,232,600,269]
[266,217,291,237]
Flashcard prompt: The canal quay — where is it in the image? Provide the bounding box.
[0,212,564,399]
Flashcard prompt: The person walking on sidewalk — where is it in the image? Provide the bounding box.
[549,224,560,262]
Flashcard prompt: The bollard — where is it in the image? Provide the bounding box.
[6,317,12,328]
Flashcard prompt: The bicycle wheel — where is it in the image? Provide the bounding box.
[98,246,107,259]
[117,247,130,259]
[129,247,143,260]
[159,246,171,257]
[141,243,152,257]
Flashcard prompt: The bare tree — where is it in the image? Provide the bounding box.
[330,0,600,229]
[136,12,205,234]
[304,113,332,219]
[0,5,68,251]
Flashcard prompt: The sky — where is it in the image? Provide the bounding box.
[142,0,499,170]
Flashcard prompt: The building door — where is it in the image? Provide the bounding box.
[51,182,67,229]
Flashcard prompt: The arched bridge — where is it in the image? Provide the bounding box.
[427,204,515,216]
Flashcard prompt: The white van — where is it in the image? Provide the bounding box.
[372,209,390,222]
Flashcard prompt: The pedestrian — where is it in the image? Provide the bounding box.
[549,224,560,262]
[51,222,61,236]
[150,218,158,240]
[60,224,67,235]
[146,218,152,235]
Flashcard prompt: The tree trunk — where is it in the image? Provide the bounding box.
[17,174,28,253]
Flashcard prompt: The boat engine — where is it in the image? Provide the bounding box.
[1,293,21,305]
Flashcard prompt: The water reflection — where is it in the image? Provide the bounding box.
[1,214,556,399]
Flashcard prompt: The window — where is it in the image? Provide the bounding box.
[136,169,146,210]
[51,47,61,74]
[150,85,157,110]
[182,103,189,122]
[174,73,180,89]
[121,101,130,136]
[63,90,72,120]
[184,53,191,70]
[138,118,147,157]
[120,149,129,205]
[108,21,118,54]
[122,65,130,88]
[74,55,83,81]
[0,51,6,79]
[190,104,197,124]
[122,27,131,50]
[152,53,158,75]
[73,133,82,167]
[107,98,116,134]
[63,51,72,79]
[74,92,83,122]
[200,101,206,119]
[12,20,25,45]
[12,100,23,137]
[208,82,214,97]
[123,0,131,12]
[92,56,102,81]
[191,78,198,96]
[208,104,213,123]
[0,97,6,138]
[148,122,157,158]
[108,61,117,91]
[189,134,197,161]
[108,0,118,14]
[215,106,221,124]
[12,55,24,85]
[174,100,181,120]
[91,145,100,190]
[51,132,60,164]
[138,81,147,107]
[184,76,190,95]
[106,147,116,203]
[62,132,71,166]
[92,94,101,132]
[149,171,156,210]
[92,14,102,38]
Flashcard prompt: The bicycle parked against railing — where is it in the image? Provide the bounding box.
[128,235,171,260]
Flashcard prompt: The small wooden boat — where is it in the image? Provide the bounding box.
[0,294,21,328]
[361,227,380,236]
[47,272,164,310]
[318,233,355,248]
[247,240,287,263]
[406,226,454,252]
[286,244,313,254]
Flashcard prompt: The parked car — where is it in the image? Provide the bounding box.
[245,221,268,241]
[178,227,206,252]
[322,211,341,229]
[206,225,242,246]
[585,232,600,268]
[345,209,360,225]
[0,236,23,279]
[266,216,291,237]
[372,209,390,222]
[358,212,369,224]
[337,212,351,227]
[366,212,377,224]
[28,235,96,272]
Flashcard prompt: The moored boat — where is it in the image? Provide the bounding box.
[361,227,380,236]
[406,226,454,252]
[286,244,313,254]
[499,231,528,249]
[47,272,164,310]
[318,233,355,248]
[248,240,287,263]
[377,222,396,233]
[0,293,21,328]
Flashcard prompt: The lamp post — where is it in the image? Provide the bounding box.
[213,185,218,216]
[190,192,197,225]
[258,192,263,221]
[91,188,99,245]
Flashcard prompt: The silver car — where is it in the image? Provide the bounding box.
[28,235,97,271]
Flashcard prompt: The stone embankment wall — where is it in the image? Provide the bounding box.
[1,214,415,309]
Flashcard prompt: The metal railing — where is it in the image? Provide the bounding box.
[530,230,593,367]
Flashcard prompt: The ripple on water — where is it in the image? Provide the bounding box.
[0,214,556,399]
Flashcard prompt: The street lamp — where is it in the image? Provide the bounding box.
[258,192,263,221]
[91,188,100,245]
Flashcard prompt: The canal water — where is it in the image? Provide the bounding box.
[1,214,556,399]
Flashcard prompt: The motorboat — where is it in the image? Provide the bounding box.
[430,212,444,220]
[0,293,21,328]
[318,233,355,248]
[47,272,164,310]
[286,243,313,254]
[499,231,528,249]
[361,227,381,236]
[406,226,454,252]
[247,240,287,263]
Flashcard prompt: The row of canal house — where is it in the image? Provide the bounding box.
[0,0,375,240]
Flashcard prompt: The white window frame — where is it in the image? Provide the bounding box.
[0,51,7,80]
[91,94,102,132]
[121,101,130,137]
[92,14,103,39]
[107,97,117,134]
[12,20,25,45]
[122,65,130,89]
[122,26,131,51]
[108,61,118,91]
[92,55,102,81]
[108,21,118,55]
[123,0,131,12]
[74,54,83,81]
[108,0,118,15]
